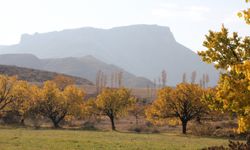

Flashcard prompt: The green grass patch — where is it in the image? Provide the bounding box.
[0,128,229,150]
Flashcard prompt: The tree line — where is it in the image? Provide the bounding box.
[0,73,221,134]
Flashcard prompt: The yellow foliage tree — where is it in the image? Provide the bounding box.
[53,75,75,90]
[33,81,85,128]
[63,85,85,119]
[0,75,17,115]
[201,88,223,112]
[238,0,250,24]
[198,26,250,132]
[146,83,206,134]
[145,87,173,126]
[95,88,133,130]
[80,98,99,121]
[198,0,250,133]
[8,80,37,124]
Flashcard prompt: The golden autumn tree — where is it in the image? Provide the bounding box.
[0,75,17,114]
[234,61,250,132]
[95,88,133,130]
[198,0,250,131]
[238,0,250,24]
[63,85,86,119]
[146,83,207,134]
[80,98,99,121]
[53,75,75,90]
[33,81,85,128]
[7,80,38,124]
[198,25,250,132]
[218,61,250,133]
[201,88,223,112]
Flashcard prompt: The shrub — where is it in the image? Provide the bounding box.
[167,118,180,127]
[189,122,236,137]
[145,121,153,127]
[202,135,250,150]
[189,123,216,136]
[128,125,160,133]
[2,111,21,124]
[81,121,97,131]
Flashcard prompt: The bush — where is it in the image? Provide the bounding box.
[151,128,160,133]
[189,123,216,136]
[189,122,236,137]
[128,125,160,133]
[202,140,248,150]
[129,126,142,133]
[25,113,44,129]
[202,145,227,150]
[2,111,21,124]
[145,121,153,127]
[81,122,97,130]
[202,135,250,150]
[220,120,238,129]
[167,118,180,127]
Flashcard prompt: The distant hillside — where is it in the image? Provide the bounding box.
[0,64,93,85]
[0,54,42,69]
[0,54,153,87]
[0,24,219,86]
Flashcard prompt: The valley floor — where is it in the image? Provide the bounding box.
[0,127,229,150]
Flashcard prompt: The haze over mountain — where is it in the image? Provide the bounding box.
[0,54,153,88]
[0,24,219,86]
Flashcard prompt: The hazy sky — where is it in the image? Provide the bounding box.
[0,0,249,51]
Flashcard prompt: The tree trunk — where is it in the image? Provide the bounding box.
[135,115,138,126]
[109,115,116,131]
[196,116,201,124]
[247,134,250,148]
[52,120,60,128]
[182,121,188,134]
[20,117,25,126]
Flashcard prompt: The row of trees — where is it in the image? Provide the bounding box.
[153,70,210,89]
[0,72,211,133]
[0,74,136,130]
[0,72,248,134]
[0,75,85,128]
[96,70,123,94]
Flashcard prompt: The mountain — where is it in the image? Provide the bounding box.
[0,54,153,87]
[0,46,6,49]
[0,64,93,85]
[0,24,219,86]
[0,53,42,69]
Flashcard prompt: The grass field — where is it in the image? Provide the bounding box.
[0,127,230,150]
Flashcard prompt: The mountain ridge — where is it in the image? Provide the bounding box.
[0,53,153,88]
[0,24,219,86]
